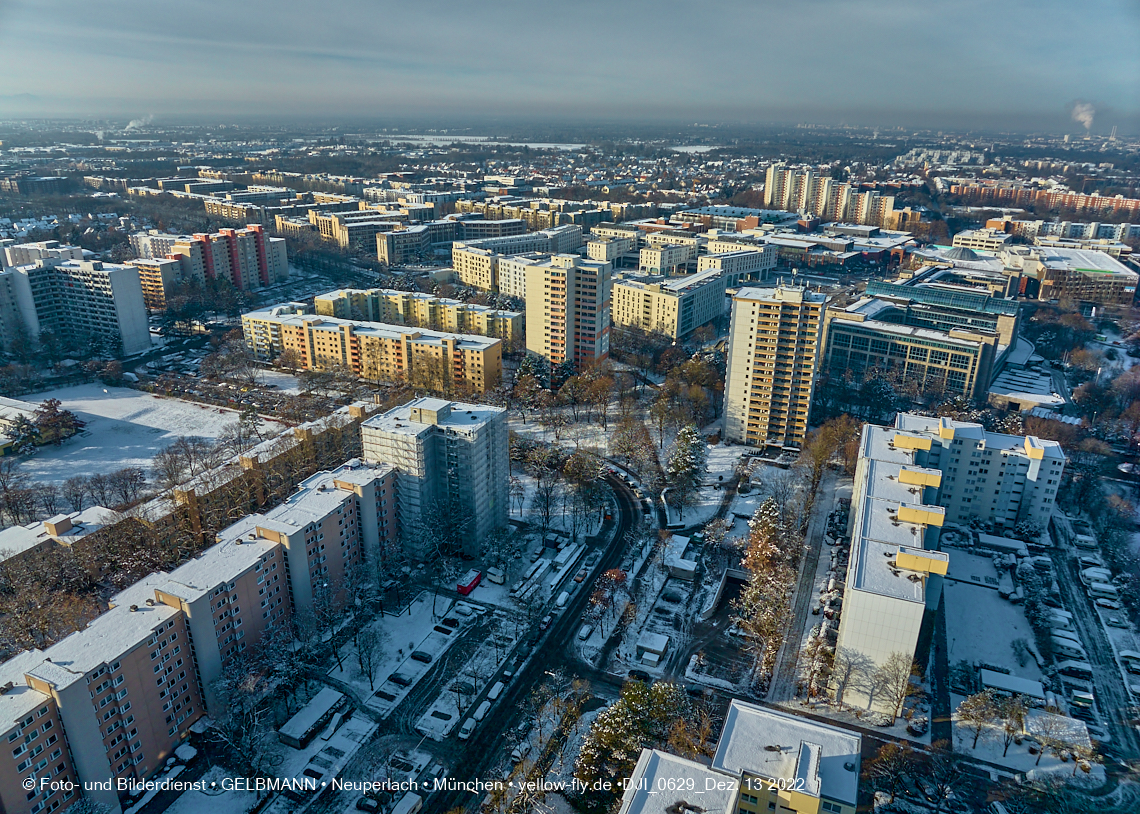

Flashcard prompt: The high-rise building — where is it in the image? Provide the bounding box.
[127,257,183,311]
[361,398,508,558]
[832,415,1065,712]
[696,247,776,286]
[242,304,503,393]
[1,259,151,356]
[725,285,827,449]
[131,225,288,291]
[524,255,612,370]
[611,269,727,339]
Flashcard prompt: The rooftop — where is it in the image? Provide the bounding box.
[0,650,51,727]
[362,397,504,439]
[617,750,738,814]
[711,701,861,805]
[242,307,501,350]
[0,506,117,563]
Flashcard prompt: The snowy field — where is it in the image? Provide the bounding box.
[13,384,283,484]
[944,580,1044,680]
[257,369,302,394]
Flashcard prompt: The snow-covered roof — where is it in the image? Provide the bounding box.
[617,750,738,814]
[711,701,861,806]
[0,506,116,563]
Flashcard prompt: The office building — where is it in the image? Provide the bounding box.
[725,285,826,449]
[820,282,1020,401]
[314,288,521,342]
[242,304,502,393]
[833,415,1064,711]
[952,228,1014,252]
[611,269,726,339]
[619,701,861,814]
[2,259,151,356]
[131,226,288,291]
[524,255,612,370]
[1020,247,1138,305]
[697,247,776,286]
[362,398,508,557]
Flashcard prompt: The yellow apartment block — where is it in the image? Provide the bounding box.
[313,287,521,342]
[242,304,502,392]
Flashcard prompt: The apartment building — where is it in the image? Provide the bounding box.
[496,253,547,299]
[638,243,690,274]
[524,255,612,370]
[764,164,899,227]
[586,236,635,263]
[820,282,1020,401]
[2,259,151,356]
[23,579,206,812]
[833,415,1064,711]
[831,422,948,712]
[0,652,80,814]
[611,269,726,339]
[952,228,1014,252]
[310,210,402,250]
[620,701,861,814]
[2,241,84,268]
[242,304,503,392]
[590,223,644,248]
[314,288,521,342]
[0,507,115,568]
[725,285,827,449]
[362,398,508,557]
[127,257,183,310]
[697,247,776,286]
[131,226,288,291]
[451,225,585,290]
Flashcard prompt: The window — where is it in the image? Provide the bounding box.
[822,803,843,814]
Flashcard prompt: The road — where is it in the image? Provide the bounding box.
[425,475,641,814]
[766,469,837,702]
[1049,540,1140,760]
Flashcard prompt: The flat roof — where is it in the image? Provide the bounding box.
[242,307,501,350]
[711,701,860,805]
[0,506,116,562]
[0,650,51,726]
[362,397,504,440]
[618,750,738,814]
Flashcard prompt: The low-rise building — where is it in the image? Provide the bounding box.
[697,247,776,286]
[952,228,1014,252]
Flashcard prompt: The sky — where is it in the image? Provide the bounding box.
[0,0,1137,133]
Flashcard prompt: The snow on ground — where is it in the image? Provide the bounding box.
[415,608,521,740]
[164,767,256,814]
[124,765,185,814]
[547,707,601,784]
[944,580,1044,680]
[13,383,283,484]
[257,369,302,394]
[950,693,1106,783]
[327,591,464,714]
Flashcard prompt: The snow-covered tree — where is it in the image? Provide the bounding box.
[665,425,707,520]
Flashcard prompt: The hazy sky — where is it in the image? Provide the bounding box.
[1,0,1137,132]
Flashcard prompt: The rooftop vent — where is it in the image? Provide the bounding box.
[1,681,15,694]
[844,761,856,772]
[129,604,138,612]
[764,744,782,752]
[145,599,155,606]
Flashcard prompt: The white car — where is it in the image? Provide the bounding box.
[1095,598,1123,611]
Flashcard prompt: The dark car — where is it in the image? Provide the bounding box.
[539,615,553,631]
[628,669,651,682]
[410,650,433,664]
[356,798,380,813]
[388,673,412,687]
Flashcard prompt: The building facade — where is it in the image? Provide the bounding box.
[524,255,612,370]
[611,269,726,339]
[131,226,288,291]
[314,288,521,342]
[361,399,508,558]
[725,285,826,449]
[242,304,503,393]
[697,247,776,286]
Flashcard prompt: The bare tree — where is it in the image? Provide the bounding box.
[875,651,920,720]
[355,626,386,691]
[61,476,89,512]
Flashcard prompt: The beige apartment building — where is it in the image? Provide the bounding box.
[725,285,827,449]
[586,235,635,263]
[611,269,726,339]
[314,288,521,342]
[524,255,611,370]
[697,247,777,286]
[242,304,503,392]
[639,243,690,274]
[127,257,182,310]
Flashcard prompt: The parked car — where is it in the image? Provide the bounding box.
[1107,615,1129,628]
[628,669,651,682]
[574,568,588,583]
[410,650,433,663]
[539,615,552,631]
[1095,598,1123,611]
[356,797,380,812]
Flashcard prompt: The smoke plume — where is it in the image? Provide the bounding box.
[1070,101,1095,133]
[124,115,153,131]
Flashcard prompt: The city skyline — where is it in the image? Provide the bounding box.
[0,0,1137,133]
